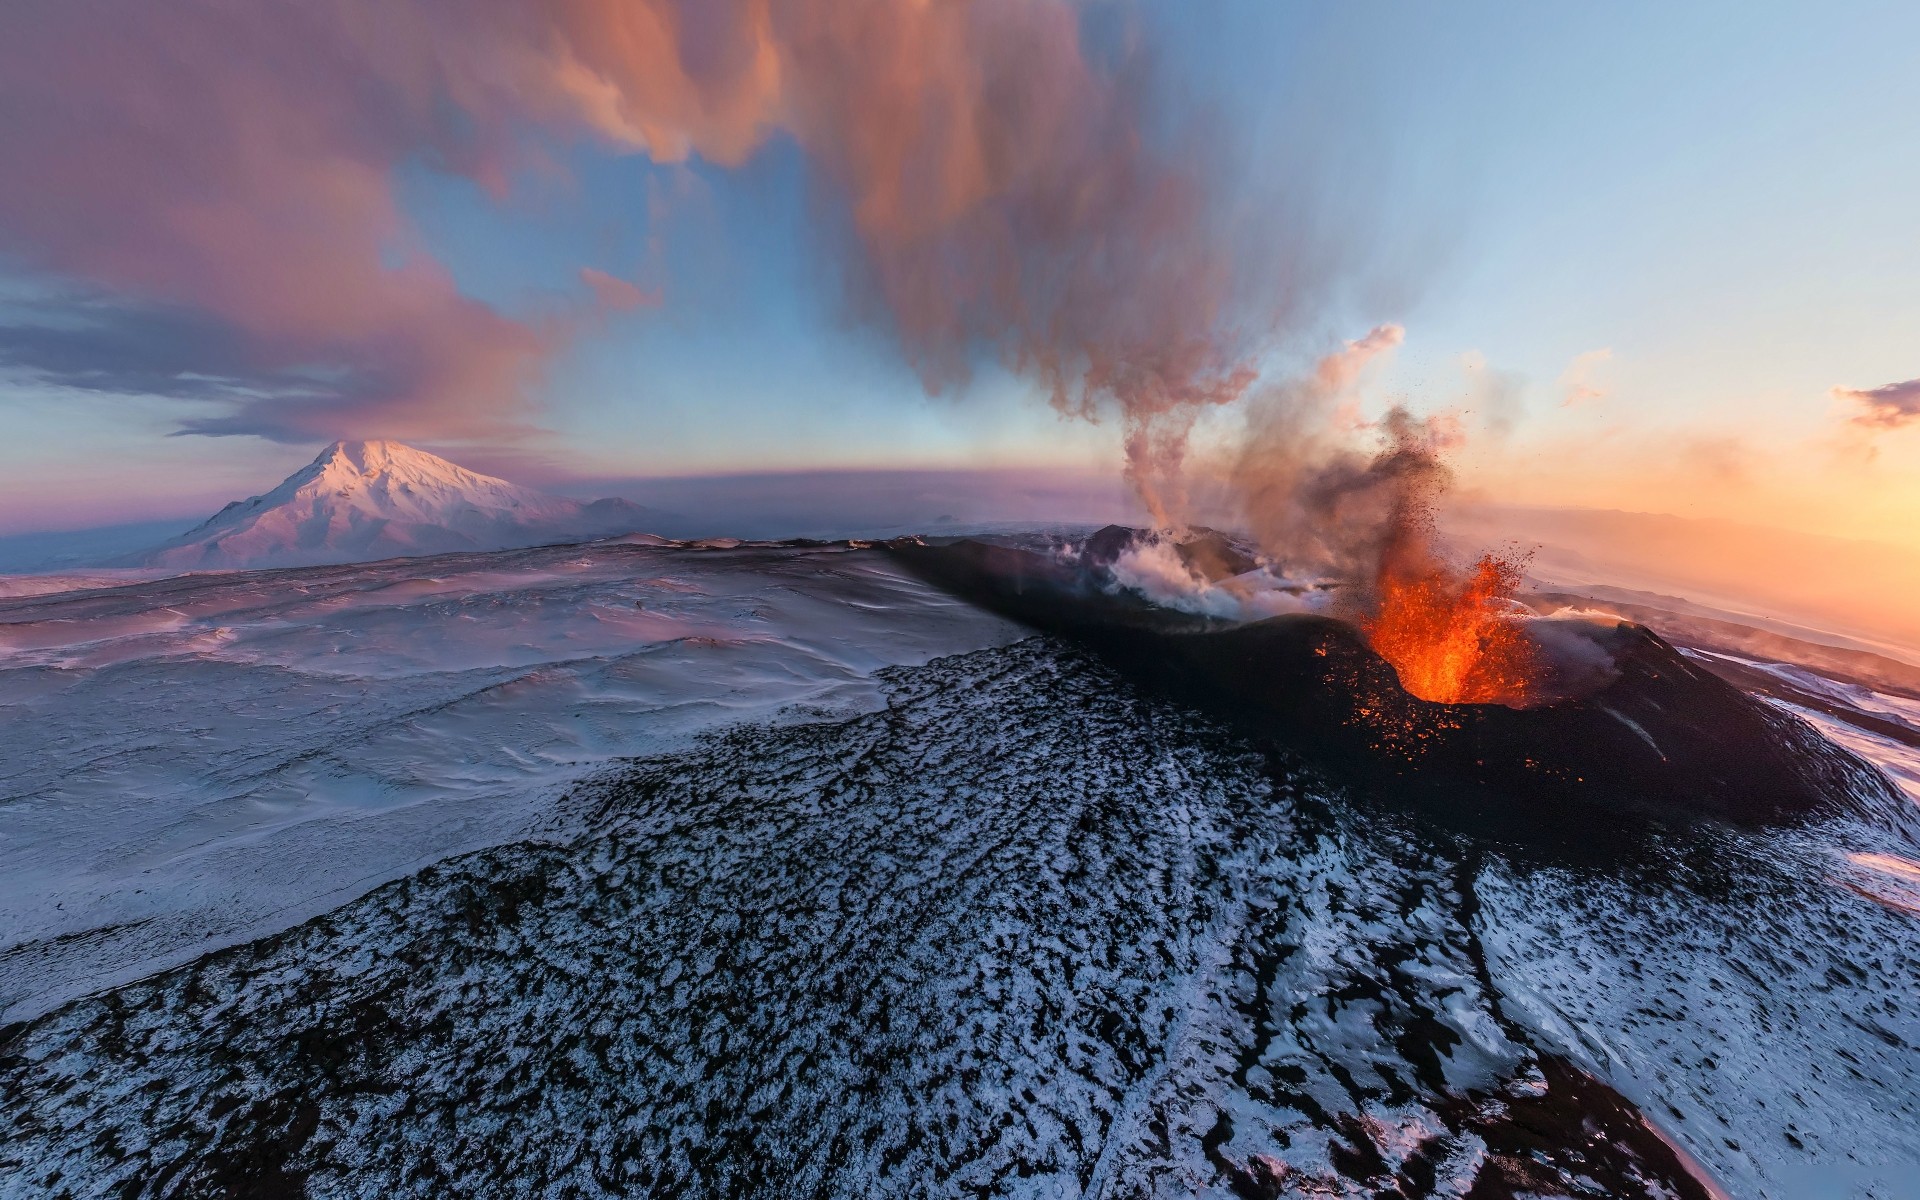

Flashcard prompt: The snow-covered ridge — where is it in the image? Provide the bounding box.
[124,439,655,570]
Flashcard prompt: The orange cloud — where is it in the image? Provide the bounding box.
[1316,324,1405,393]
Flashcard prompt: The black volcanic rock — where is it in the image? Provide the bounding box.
[1082,523,1140,568]
[889,538,1902,828]
[0,639,1766,1198]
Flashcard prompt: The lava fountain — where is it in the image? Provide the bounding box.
[1362,550,1540,706]
[1332,410,1546,707]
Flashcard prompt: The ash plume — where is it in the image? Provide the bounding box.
[1297,405,1461,609]
[1225,324,1410,576]
[0,0,1301,476]
[1198,328,1581,706]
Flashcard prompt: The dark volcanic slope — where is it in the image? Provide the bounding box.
[0,640,1792,1199]
[886,539,1905,829]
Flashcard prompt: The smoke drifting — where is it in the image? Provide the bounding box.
[8,0,1463,647]
[1559,348,1612,408]
[1225,324,1408,573]
[580,268,662,314]
[0,0,1277,474]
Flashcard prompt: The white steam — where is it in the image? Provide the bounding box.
[1103,538,1328,623]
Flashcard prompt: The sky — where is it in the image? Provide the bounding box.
[0,0,1917,551]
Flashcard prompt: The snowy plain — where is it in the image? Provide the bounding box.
[0,539,1017,1022]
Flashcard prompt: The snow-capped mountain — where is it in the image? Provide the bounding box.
[127,440,655,570]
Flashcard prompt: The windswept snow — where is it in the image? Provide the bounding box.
[0,540,1018,1022]
[123,440,656,570]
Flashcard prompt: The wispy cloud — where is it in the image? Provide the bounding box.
[0,290,547,446]
[0,296,286,402]
[1313,324,1404,394]
[580,267,662,314]
[1559,348,1612,407]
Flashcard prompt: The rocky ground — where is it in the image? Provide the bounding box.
[6,636,1915,1197]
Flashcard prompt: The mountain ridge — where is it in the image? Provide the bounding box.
[123,440,655,570]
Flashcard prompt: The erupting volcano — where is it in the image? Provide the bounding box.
[1363,550,1538,705]
[1340,412,1548,707]
[887,525,1901,832]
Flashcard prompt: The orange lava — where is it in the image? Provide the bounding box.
[1363,552,1540,706]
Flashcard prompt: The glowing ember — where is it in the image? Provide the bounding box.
[1363,550,1541,706]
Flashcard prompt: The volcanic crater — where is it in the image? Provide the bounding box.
[888,530,1906,833]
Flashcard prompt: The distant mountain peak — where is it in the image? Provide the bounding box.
[126,440,653,571]
[314,438,480,477]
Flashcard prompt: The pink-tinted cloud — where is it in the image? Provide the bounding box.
[0,1,1294,469]
[1834,378,1920,430]
[0,2,565,441]
[580,268,662,313]
[1315,324,1405,393]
